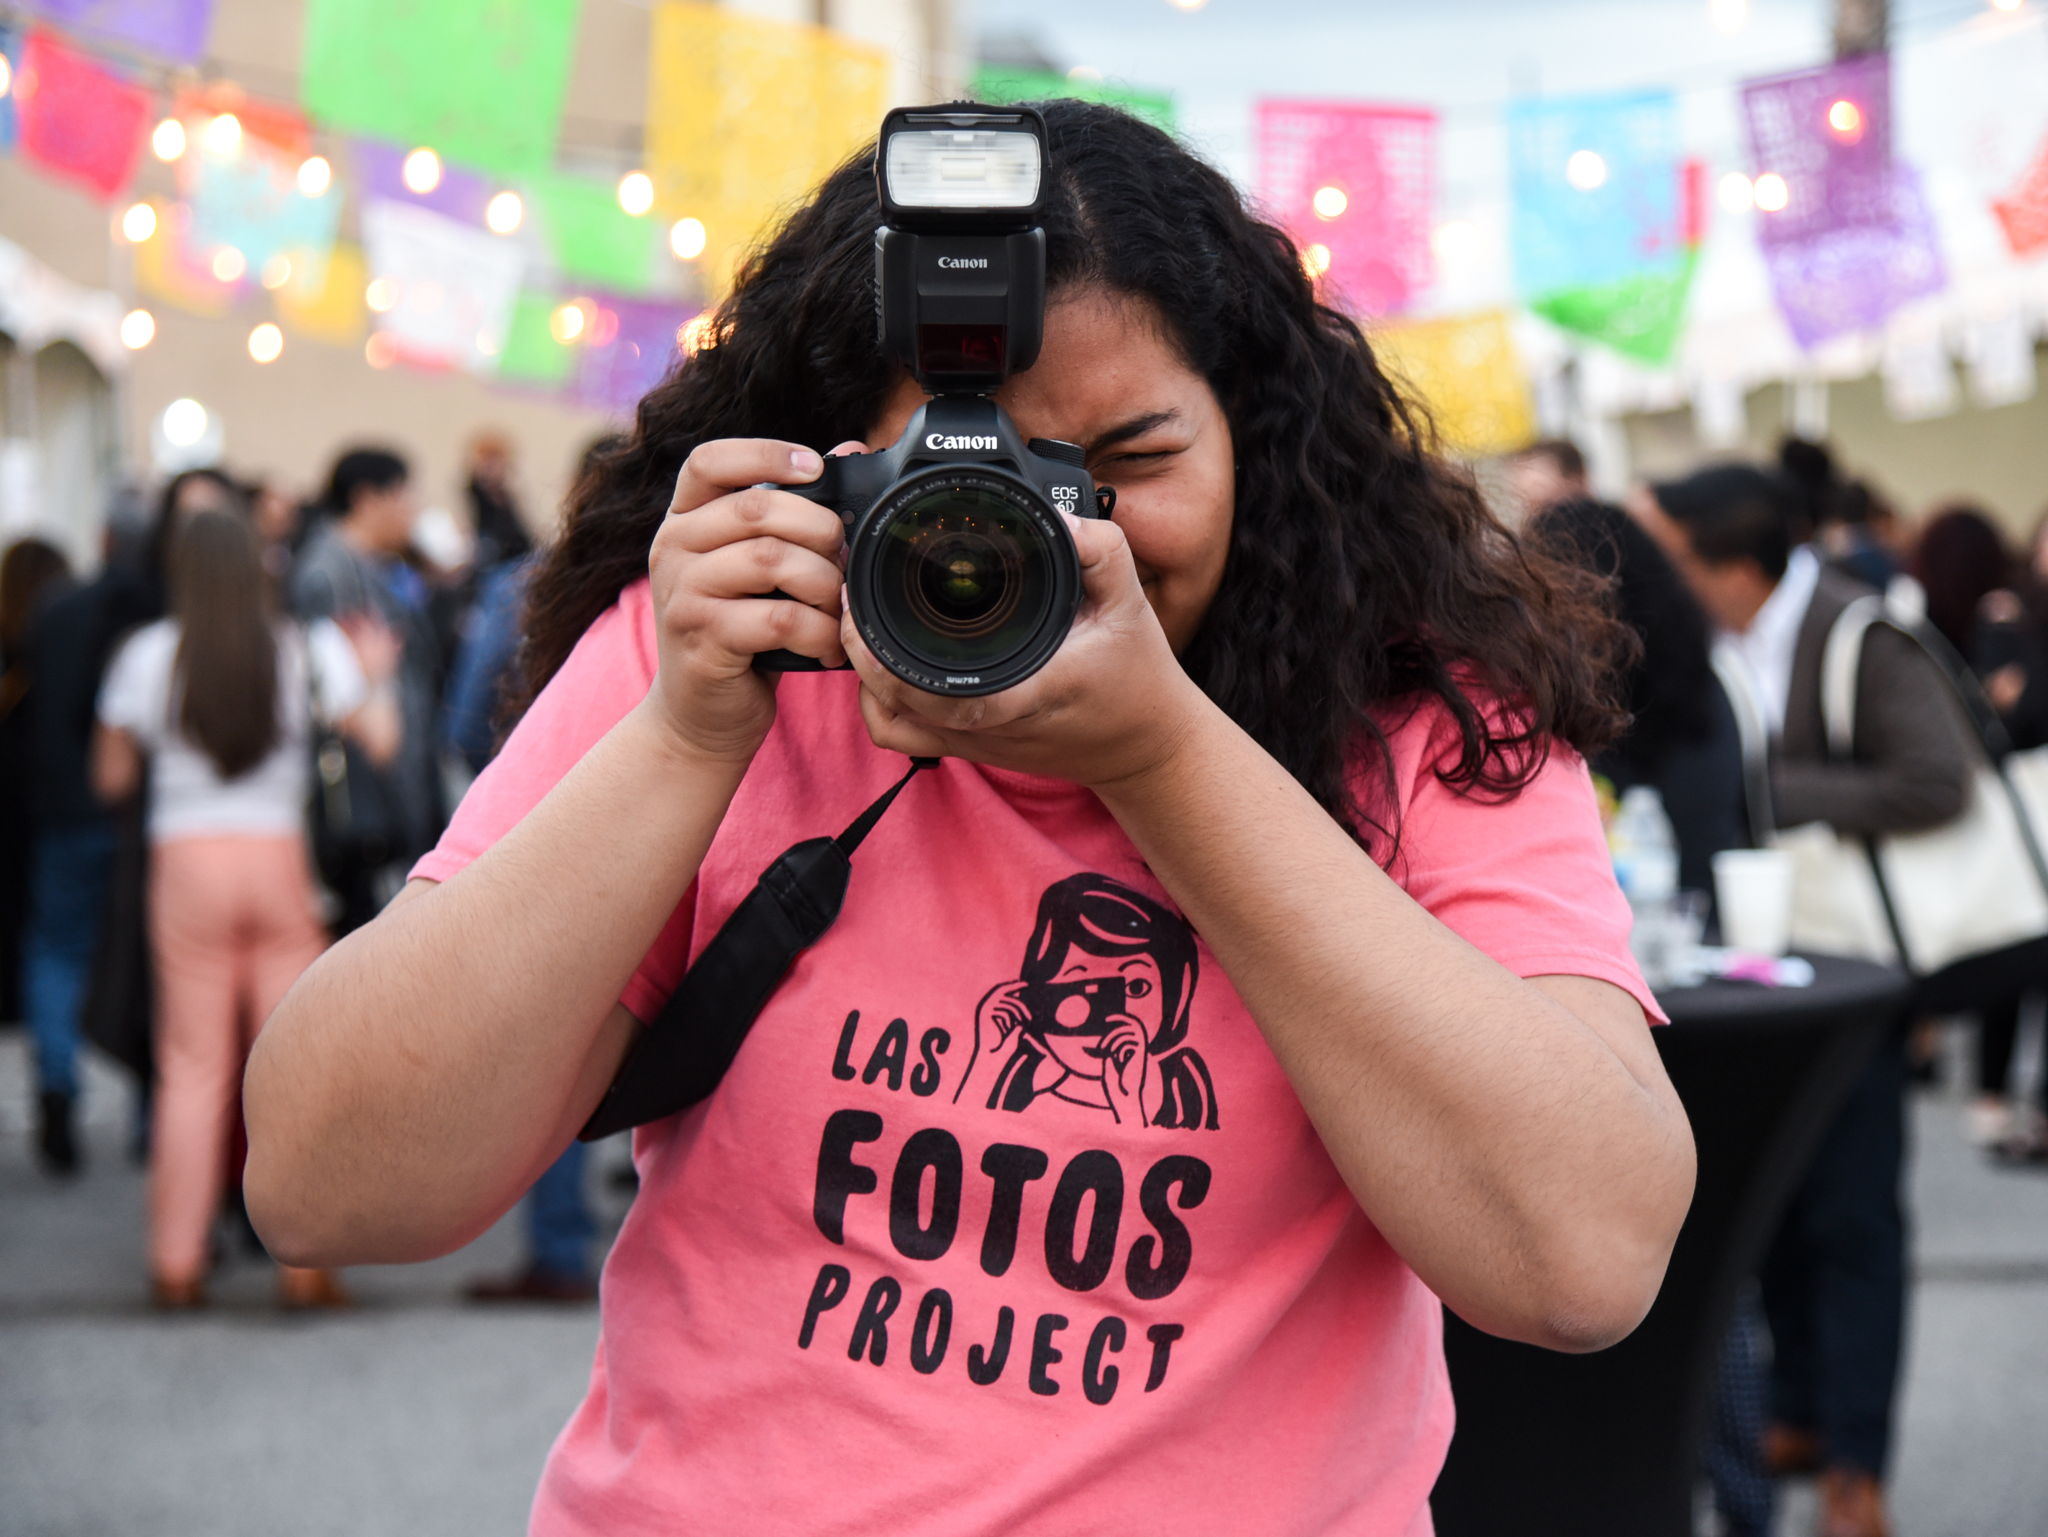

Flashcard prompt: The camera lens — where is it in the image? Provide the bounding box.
[870,477,1060,673]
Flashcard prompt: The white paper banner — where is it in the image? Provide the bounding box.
[1961,312,2039,409]
[1881,320,1961,422]
[360,200,525,373]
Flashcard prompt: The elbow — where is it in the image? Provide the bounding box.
[1482,1138,1696,1355]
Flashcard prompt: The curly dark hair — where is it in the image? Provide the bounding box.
[522,101,1627,859]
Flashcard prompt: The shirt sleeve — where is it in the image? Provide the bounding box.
[306,619,368,723]
[95,629,161,746]
[408,582,691,1023]
[1396,730,1667,1025]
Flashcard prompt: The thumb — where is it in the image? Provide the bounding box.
[1065,511,1141,609]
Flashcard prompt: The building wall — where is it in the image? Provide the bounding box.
[0,0,960,561]
[1622,348,2048,540]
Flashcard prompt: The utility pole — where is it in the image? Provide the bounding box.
[1832,0,1888,58]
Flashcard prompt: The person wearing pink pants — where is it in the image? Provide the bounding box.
[146,835,330,1292]
[93,506,399,1308]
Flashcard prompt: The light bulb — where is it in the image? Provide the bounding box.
[1566,149,1609,191]
[202,112,242,157]
[1312,185,1349,220]
[669,217,707,260]
[365,277,399,313]
[617,171,655,217]
[0,55,11,101]
[298,155,333,198]
[260,255,293,291]
[1718,171,1756,212]
[402,148,442,195]
[120,309,156,350]
[1753,172,1790,212]
[121,201,158,243]
[486,191,525,235]
[551,301,590,344]
[1709,0,1748,33]
[211,247,247,283]
[248,323,284,364]
[1302,243,1333,278]
[162,399,209,448]
[365,333,398,369]
[151,117,186,162]
[679,314,716,355]
[1827,99,1863,142]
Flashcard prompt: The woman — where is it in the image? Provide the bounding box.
[1912,505,2048,1152]
[247,104,1692,1533]
[95,509,398,1308]
[1,537,74,1028]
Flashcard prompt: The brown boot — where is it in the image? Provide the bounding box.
[277,1265,351,1310]
[1818,1467,1891,1537]
[1761,1422,1823,1477]
[150,1276,207,1311]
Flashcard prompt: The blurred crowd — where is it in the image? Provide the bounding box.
[1509,433,2048,1537]
[3,420,2045,1537]
[0,430,612,1312]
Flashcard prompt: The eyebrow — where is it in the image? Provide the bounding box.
[1085,410,1181,455]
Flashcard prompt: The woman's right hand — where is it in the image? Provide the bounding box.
[641,438,852,765]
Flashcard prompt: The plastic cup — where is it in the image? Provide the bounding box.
[1712,849,1796,957]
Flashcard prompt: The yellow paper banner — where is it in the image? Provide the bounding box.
[133,208,235,318]
[647,2,889,294]
[1370,310,1535,458]
[275,241,367,347]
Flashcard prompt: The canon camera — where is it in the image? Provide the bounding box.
[755,104,1115,698]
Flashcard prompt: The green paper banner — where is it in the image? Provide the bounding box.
[300,0,579,178]
[496,291,575,388]
[970,67,1176,135]
[1531,250,1700,368]
[530,173,660,294]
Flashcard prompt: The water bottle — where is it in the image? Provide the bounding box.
[1611,785,1680,987]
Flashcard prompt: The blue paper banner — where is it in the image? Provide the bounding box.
[1508,89,1684,298]
[187,134,342,277]
[0,27,18,154]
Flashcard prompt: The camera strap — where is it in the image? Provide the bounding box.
[578,756,937,1140]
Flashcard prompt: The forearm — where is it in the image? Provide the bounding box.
[1771,759,1959,835]
[1096,690,1691,1350]
[245,697,746,1265]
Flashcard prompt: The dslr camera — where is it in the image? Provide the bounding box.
[756,104,1114,698]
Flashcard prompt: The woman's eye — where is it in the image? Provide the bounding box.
[1127,978,1153,998]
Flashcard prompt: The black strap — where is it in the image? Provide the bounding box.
[578,757,935,1140]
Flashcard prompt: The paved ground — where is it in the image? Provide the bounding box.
[2,1027,2045,1537]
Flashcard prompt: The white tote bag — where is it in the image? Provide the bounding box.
[1718,597,2048,974]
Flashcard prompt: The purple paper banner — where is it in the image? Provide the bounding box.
[350,138,492,229]
[1763,168,1945,349]
[17,0,214,64]
[575,295,690,415]
[1742,53,1893,247]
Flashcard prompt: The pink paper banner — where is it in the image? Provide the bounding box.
[1742,53,1893,247]
[1994,131,2048,259]
[14,28,149,201]
[18,0,214,64]
[1255,100,1436,317]
[1762,168,1945,349]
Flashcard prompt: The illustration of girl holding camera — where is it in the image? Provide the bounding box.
[957,873,1218,1131]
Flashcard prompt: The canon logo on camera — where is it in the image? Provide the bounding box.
[936,256,990,269]
[924,433,999,451]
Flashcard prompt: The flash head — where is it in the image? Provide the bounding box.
[878,105,1047,225]
[875,104,1049,393]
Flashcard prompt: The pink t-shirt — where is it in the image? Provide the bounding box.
[414,579,1660,1537]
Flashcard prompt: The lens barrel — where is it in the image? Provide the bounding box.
[846,466,1080,697]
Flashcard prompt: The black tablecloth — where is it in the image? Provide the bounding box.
[1431,954,1910,1537]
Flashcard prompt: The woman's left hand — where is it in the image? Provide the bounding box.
[845,512,1206,788]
